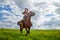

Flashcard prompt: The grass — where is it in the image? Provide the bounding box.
[0,29,60,40]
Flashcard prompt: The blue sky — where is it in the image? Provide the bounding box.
[0,0,60,29]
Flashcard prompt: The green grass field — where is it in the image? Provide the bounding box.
[0,29,60,40]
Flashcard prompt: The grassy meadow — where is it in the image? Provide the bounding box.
[0,29,60,40]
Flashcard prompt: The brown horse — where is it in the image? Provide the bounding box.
[17,11,35,36]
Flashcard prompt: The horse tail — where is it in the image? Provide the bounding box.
[17,21,20,25]
[17,20,24,26]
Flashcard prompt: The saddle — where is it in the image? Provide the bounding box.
[17,19,32,26]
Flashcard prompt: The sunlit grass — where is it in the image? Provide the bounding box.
[0,29,60,40]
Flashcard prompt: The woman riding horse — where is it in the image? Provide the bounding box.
[17,8,35,36]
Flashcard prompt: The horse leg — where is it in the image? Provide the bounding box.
[27,27,30,34]
[25,27,30,36]
[20,26,23,33]
[25,28,27,36]
[29,27,30,34]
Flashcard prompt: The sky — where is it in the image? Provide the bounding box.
[0,0,60,29]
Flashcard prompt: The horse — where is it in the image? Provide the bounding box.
[17,11,35,36]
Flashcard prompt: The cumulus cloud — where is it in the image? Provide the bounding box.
[0,0,60,29]
[0,0,23,28]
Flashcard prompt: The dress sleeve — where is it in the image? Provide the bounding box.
[30,11,35,16]
[22,12,25,14]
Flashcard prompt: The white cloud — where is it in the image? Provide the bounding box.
[0,0,60,29]
[0,0,23,29]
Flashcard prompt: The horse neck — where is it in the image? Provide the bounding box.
[26,15,31,22]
